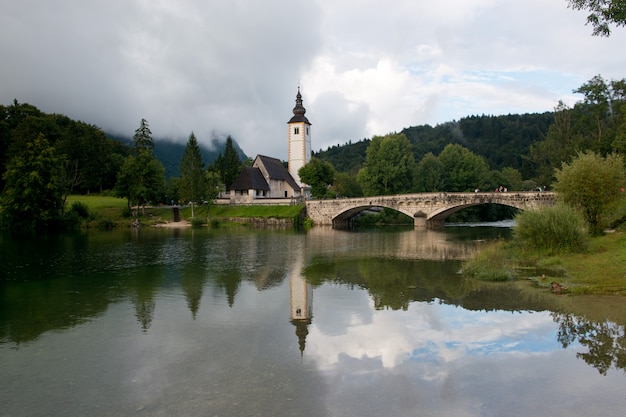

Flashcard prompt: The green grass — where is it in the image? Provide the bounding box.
[66,195,128,210]
[209,204,304,219]
[463,229,626,296]
[64,196,305,227]
[555,231,626,295]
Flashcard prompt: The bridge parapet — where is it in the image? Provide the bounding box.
[305,192,557,229]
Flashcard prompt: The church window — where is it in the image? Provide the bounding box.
[294,127,300,135]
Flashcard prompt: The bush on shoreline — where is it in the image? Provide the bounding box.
[513,203,589,255]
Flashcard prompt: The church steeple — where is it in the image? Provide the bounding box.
[289,88,310,124]
[287,87,312,187]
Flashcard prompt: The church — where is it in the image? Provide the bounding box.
[222,88,312,204]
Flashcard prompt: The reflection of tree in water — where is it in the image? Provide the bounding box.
[180,236,210,319]
[133,296,155,332]
[553,312,626,375]
[181,270,206,319]
[128,270,163,332]
[304,256,465,311]
[215,269,241,307]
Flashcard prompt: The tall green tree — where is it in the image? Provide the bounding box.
[115,119,165,215]
[179,132,206,217]
[219,136,242,190]
[204,169,222,219]
[1,133,65,232]
[133,118,154,153]
[553,151,625,234]
[333,172,363,197]
[298,158,335,198]
[438,144,490,191]
[357,133,415,196]
[530,100,577,185]
[414,152,444,192]
[568,0,626,36]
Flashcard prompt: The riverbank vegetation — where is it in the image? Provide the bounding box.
[64,195,304,229]
[463,151,626,295]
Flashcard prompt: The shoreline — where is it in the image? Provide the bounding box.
[154,220,192,228]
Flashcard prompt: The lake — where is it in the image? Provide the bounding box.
[1,225,625,417]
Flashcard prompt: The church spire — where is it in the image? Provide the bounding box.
[288,87,310,124]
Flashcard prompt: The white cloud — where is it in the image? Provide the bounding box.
[306,295,558,373]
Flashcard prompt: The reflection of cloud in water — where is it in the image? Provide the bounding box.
[306,285,558,376]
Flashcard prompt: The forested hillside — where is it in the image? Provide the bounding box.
[315,112,554,178]
[0,101,247,193]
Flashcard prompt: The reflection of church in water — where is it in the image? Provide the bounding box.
[290,261,313,356]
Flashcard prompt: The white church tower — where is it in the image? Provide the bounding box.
[287,87,311,188]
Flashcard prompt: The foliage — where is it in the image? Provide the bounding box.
[462,240,512,281]
[133,118,154,153]
[205,170,222,199]
[115,145,166,214]
[313,139,370,173]
[531,76,626,187]
[0,100,129,194]
[513,203,589,254]
[333,172,363,197]
[438,144,490,191]
[357,133,415,195]
[216,136,243,189]
[115,119,166,214]
[316,113,553,179]
[1,133,65,232]
[298,157,335,198]
[190,216,205,228]
[69,201,91,219]
[353,208,413,226]
[568,0,626,36]
[500,167,525,191]
[414,152,444,192]
[179,132,206,217]
[553,151,625,234]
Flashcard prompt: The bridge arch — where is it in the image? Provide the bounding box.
[426,201,523,228]
[331,203,415,228]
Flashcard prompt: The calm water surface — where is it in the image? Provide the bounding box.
[1,225,625,417]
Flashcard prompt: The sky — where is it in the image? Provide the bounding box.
[2,0,626,161]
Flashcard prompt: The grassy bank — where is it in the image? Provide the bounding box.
[66,195,305,227]
[464,228,626,296]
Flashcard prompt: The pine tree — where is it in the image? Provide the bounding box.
[221,136,242,190]
[179,132,206,217]
[133,118,153,154]
[115,119,165,214]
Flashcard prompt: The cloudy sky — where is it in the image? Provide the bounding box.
[2,0,625,160]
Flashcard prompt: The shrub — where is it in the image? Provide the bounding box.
[190,217,205,228]
[462,239,511,281]
[121,207,132,218]
[97,218,115,231]
[513,203,588,254]
[69,201,90,219]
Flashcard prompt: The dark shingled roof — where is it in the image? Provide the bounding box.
[256,155,301,190]
[229,166,269,191]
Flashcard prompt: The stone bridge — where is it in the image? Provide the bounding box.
[305,192,557,228]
